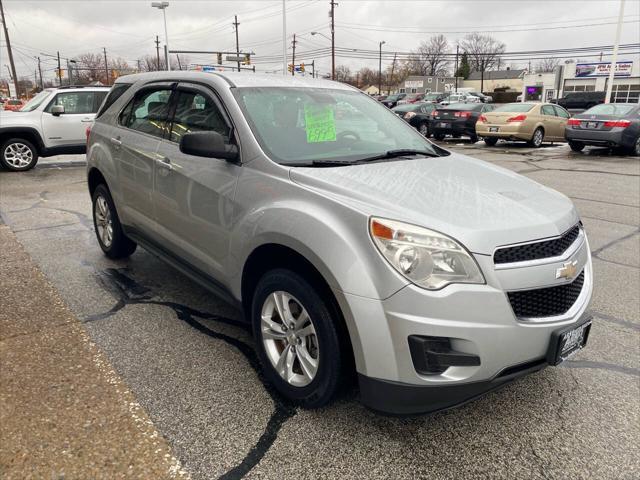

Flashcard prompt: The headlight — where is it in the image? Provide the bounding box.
[370,217,485,290]
[403,112,416,119]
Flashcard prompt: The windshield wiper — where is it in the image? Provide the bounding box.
[352,149,439,163]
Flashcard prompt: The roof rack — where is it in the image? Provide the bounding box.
[56,85,109,89]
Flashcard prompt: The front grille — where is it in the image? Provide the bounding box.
[494,225,581,265]
[508,271,585,318]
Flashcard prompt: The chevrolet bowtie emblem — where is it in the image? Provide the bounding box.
[556,260,578,280]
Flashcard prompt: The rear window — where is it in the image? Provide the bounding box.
[96,83,132,118]
[492,103,535,113]
[441,103,480,111]
[584,103,636,116]
[392,103,422,113]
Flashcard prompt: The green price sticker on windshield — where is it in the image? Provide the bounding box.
[304,104,337,143]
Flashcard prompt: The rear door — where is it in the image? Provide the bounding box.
[41,90,107,147]
[152,82,240,281]
[113,83,175,233]
[541,104,563,140]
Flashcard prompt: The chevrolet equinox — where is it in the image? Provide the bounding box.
[86,72,592,415]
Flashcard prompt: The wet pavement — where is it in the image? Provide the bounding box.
[0,142,638,479]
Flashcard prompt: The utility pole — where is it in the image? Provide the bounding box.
[454,45,459,93]
[57,51,62,86]
[233,15,241,73]
[66,59,71,86]
[605,0,625,103]
[0,0,19,97]
[330,0,337,80]
[37,56,43,90]
[311,60,315,78]
[291,33,297,76]
[137,59,141,72]
[103,47,109,86]
[282,0,286,76]
[378,40,385,94]
[389,52,397,95]
[176,54,182,70]
[155,36,161,71]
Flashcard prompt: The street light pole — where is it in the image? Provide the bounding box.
[151,2,170,71]
[282,0,287,76]
[605,0,625,104]
[330,0,337,80]
[378,41,385,95]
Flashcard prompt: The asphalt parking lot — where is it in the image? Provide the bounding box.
[1,142,638,479]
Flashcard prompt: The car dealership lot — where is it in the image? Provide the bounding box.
[0,145,638,479]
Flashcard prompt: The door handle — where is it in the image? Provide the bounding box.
[156,157,173,171]
[81,118,93,123]
[110,137,122,146]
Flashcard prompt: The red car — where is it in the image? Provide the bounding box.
[2,99,24,111]
[397,93,425,105]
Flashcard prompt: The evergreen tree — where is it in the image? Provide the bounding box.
[456,53,471,79]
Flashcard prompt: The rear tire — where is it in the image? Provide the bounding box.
[469,134,479,144]
[251,269,347,408]
[417,121,430,137]
[484,137,498,146]
[631,136,640,157]
[92,184,137,259]
[433,132,446,141]
[569,141,585,152]
[0,138,39,171]
[529,127,544,148]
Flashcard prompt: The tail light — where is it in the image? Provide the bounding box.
[603,120,631,128]
[85,125,92,143]
[567,118,581,126]
[404,112,417,119]
[454,111,472,118]
[478,114,488,123]
[432,110,440,117]
[507,114,527,122]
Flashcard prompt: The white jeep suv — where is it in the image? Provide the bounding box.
[0,85,110,171]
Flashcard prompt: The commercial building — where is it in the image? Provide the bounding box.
[397,75,461,94]
[463,69,526,94]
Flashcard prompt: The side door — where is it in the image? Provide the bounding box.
[553,105,571,138]
[153,83,240,281]
[40,90,106,147]
[540,104,563,140]
[113,84,175,234]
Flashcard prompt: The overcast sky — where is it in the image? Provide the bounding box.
[1,0,639,82]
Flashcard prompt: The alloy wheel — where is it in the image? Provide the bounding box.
[418,123,428,136]
[261,291,319,387]
[533,129,543,147]
[635,137,640,156]
[94,195,114,248]
[3,142,33,168]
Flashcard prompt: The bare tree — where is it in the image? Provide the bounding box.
[355,67,378,88]
[460,33,506,73]
[74,53,130,84]
[137,54,189,72]
[405,34,450,76]
[535,58,560,73]
[334,65,352,83]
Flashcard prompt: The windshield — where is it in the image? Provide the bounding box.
[20,90,52,112]
[234,87,438,165]
[424,93,441,101]
[584,103,636,116]
[493,103,535,113]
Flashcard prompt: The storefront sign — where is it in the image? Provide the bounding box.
[575,61,633,77]
[405,80,424,88]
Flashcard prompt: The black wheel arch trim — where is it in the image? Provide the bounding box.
[0,127,45,152]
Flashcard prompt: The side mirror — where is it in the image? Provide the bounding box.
[179,131,238,161]
[51,105,65,116]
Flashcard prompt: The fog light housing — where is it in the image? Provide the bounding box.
[408,336,481,375]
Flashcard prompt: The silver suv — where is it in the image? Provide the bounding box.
[0,85,109,171]
[86,72,593,415]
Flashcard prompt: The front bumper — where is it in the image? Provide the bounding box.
[335,231,593,415]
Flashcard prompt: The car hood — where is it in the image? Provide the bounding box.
[289,152,578,255]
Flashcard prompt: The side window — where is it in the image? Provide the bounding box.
[482,104,495,112]
[553,106,570,118]
[96,84,131,118]
[93,91,108,113]
[45,91,97,114]
[169,90,230,143]
[541,105,556,116]
[124,88,173,139]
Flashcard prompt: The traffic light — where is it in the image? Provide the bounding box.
[217,52,222,64]
[288,64,293,73]
[243,53,251,65]
[300,63,305,73]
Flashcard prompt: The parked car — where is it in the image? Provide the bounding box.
[0,85,110,171]
[476,102,571,147]
[391,102,436,136]
[423,92,448,103]
[374,95,387,102]
[2,99,25,112]
[87,71,592,415]
[554,91,606,110]
[396,93,425,105]
[565,103,640,155]
[439,93,480,106]
[383,93,407,108]
[467,92,493,103]
[431,103,495,142]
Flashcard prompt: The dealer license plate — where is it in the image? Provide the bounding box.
[547,319,592,365]
[489,127,499,132]
[586,122,599,129]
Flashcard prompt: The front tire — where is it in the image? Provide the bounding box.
[92,184,137,259]
[251,269,347,408]
[529,127,544,148]
[0,138,39,171]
